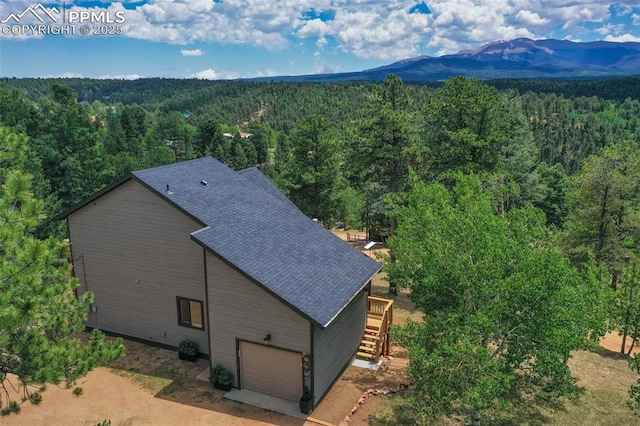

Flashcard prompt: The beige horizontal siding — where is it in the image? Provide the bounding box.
[313,290,367,399]
[206,252,310,387]
[68,179,209,353]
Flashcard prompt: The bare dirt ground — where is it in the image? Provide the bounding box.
[4,231,637,425]
[4,337,409,426]
[599,331,640,356]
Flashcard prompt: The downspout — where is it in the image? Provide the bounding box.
[64,238,78,298]
[310,322,315,407]
[76,254,88,293]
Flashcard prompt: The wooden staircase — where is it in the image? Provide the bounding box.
[357,296,393,362]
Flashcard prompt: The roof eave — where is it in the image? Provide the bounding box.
[52,174,132,221]
[52,172,208,228]
[319,261,382,328]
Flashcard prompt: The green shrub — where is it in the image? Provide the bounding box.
[177,339,198,356]
[209,364,234,386]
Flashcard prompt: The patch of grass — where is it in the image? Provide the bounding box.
[158,374,187,396]
[500,351,638,426]
[72,386,83,397]
[372,350,638,425]
[371,394,442,426]
[110,368,173,393]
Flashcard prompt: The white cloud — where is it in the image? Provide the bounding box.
[426,0,534,55]
[189,68,240,80]
[515,10,549,27]
[604,33,640,43]
[190,68,219,79]
[595,23,626,36]
[422,0,635,55]
[181,48,204,56]
[611,3,633,16]
[96,74,143,80]
[9,0,634,63]
[316,36,328,49]
[44,72,134,79]
[312,7,432,59]
[314,62,339,74]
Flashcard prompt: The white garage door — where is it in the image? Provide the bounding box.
[240,342,303,401]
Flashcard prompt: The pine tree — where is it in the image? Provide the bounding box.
[0,127,124,415]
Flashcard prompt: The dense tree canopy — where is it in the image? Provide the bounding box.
[424,76,514,177]
[287,114,343,224]
[387,174,610,421]
[562,140,640,284]
[1,74,640,419]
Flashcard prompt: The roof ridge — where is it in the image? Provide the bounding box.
[132,156,217,174]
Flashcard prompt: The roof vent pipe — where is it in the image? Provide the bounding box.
[200,180,208,186]
[166,184,173,195]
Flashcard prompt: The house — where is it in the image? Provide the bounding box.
[221,132,253,139]
[55,157,383,411]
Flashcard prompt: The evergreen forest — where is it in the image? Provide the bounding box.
[2,74,640,422]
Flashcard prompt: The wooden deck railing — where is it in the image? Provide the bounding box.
[368,296,393,321]
[347,232,366,243]
[359,296,394,362]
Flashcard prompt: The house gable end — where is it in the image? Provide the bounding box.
[66,179,209,353]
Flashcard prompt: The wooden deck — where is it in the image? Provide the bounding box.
[357,296,394,362]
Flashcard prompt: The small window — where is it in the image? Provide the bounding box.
[176,296,204,330]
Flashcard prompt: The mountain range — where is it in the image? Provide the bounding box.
[253,38,640,82]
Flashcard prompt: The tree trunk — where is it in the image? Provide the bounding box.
[628,322,639,356]
[622,284,635,353]
[627,336,637,356]
[595,185,609,266]
[388,234,398,295]
[388,158,399,295]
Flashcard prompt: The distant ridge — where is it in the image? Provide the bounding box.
[248,38,640,83]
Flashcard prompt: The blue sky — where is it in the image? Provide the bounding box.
[1,0,639,79]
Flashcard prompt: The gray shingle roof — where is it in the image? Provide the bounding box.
[133,157,381,327]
